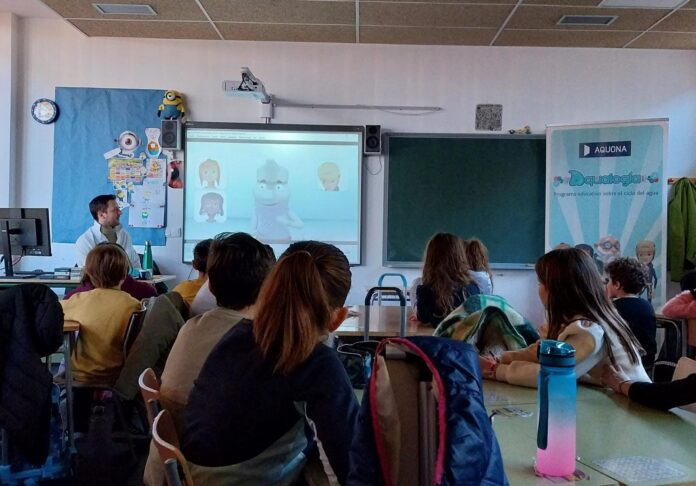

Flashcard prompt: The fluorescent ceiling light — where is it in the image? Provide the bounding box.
[558,15,618,26]
[599,0,685,7]
[93,3,157,15]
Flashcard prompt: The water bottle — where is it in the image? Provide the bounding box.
[536,340,576,477]
[143,240,153,271]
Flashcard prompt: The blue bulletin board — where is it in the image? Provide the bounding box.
[52,87,166,245]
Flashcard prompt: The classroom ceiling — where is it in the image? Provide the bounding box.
[28,0,696,50]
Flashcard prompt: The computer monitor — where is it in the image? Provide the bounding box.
[0,208,52,277]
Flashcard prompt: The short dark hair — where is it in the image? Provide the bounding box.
[89,194,116,221]
[605,257,649,295]
[192,239,212,273]
[207,233,276,310]
[680,269,696,292]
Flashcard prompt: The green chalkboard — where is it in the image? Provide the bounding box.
[384,134,546,268]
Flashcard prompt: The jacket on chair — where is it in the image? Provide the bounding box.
[0,284,64,465]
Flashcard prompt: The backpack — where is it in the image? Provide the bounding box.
[348,337,508,486]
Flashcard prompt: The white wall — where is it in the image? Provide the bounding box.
[0,13,18,206]
[12,18,696,323]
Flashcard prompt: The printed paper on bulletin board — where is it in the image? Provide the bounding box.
[52,87,166,245]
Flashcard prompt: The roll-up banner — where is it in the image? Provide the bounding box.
[546,119,668,306]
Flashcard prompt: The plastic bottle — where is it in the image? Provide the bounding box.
[536,340,576,477]
[143,240,153,271]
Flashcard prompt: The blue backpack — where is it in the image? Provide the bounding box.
[347,336,508,486]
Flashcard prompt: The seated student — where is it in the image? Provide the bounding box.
[65,243,157,301]
[414,232,480,326]
[61,244,142,385]
[172,239,212,307]
[480,248,650,388]
[465,237,494,294]
[602,363,696,411]
[143,233,275,485]
[605,257,657,371]
[188,280,216,317]
[661,269,696,318]
[182,241,359,485]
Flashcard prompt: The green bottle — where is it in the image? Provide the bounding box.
[143,240,153,271]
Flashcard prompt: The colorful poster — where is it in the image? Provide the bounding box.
[546,119,667,306]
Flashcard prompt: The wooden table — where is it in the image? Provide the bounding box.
[336,305,433,338]
[0,274,176,290]
[484,381,696,486]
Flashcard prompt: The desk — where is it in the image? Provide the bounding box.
[484,382,696,486]
[336,305,433,338]
[0,274,176,290]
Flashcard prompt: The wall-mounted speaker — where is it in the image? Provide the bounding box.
[161,119,182,150]
[364,125,382,154]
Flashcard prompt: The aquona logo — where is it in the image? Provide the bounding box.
[579,141,632,158]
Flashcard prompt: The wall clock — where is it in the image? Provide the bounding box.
[31,98,58,124]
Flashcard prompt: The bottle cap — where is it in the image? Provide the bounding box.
[538,339,575,367]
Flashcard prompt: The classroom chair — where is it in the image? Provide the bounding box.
[370,273,409,306]
[138,368,160,428]
[653,317,685,382]
[152,409,194,486]
[70,308,148,457]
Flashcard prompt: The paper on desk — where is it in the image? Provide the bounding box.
[592,456,686,482]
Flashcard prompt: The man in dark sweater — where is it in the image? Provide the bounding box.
[605,257,657,371]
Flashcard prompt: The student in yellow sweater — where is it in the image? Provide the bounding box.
[172,239,212,306]
[61,243,142,385]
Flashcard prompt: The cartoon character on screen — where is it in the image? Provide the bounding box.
[317,162,340,191]
[594,235,621,275]
[199,159,220,188]
[252,159,303,242]
[636,240,658,302]
[200,192,224,223]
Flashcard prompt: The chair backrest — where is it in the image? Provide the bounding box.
[653,317,683,381]
[123,309,147,359]
[152,409,194,486]
[138,368,160,427]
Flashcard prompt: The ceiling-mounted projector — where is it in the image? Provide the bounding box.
[222,67,271,103]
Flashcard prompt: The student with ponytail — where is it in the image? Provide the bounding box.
[182,241,358,485]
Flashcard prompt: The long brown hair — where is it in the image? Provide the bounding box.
[253,241,351,374]
[465,238,492,284]
[535,248,642,366]
[421,233,472,316]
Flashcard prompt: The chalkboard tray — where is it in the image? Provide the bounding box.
[383,134,545,268]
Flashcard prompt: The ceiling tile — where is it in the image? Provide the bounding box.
[201,0,354,24]
[360,3,513,27]
[359,0,515,3]
[522,0,602,5]
[41,0,207,21]
[69,19,220,39]
[495,28,637,46]
[216,22,355,42]
[360,26,497,45]
[628,31,696,48]
[508,5,669,30]
[652,9,696,32]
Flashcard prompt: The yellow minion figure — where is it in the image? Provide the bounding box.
[318,162,340,191]
[158,90,186,120]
